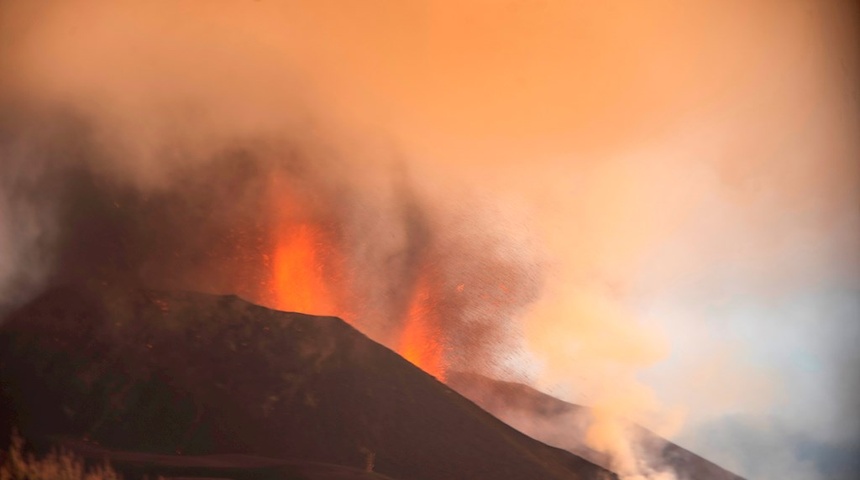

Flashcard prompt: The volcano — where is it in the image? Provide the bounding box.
[0,285,614,480]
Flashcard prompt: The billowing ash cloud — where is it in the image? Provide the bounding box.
[0,0,543,375]
[0,97,543,377]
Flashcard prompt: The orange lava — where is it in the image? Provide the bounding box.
[399,280,446,380]
[272,223,337,316]
[268,187,446,379]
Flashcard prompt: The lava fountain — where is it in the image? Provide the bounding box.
[272,223,337,317]
[265,182,448,380]
[399,276,447,381]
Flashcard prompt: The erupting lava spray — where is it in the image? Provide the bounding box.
[264,178,460,379]
[271,223,336,317]
[398,276,447,380]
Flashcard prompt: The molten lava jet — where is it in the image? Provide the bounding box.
[272,223,337,317]
[399,278,447,380]
[267,193,447,380]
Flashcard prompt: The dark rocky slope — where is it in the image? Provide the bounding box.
[0,286,614,480]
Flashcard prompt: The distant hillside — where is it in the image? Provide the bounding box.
[446,371,744,480]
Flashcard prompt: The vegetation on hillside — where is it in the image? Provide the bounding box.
[0,433,121,480]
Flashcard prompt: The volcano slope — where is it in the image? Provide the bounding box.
[446,372,744,480]
[0,286,614,480]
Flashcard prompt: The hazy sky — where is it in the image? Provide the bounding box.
[1,1,858,479]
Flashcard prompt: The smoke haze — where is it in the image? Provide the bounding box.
[1,1,858,479]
